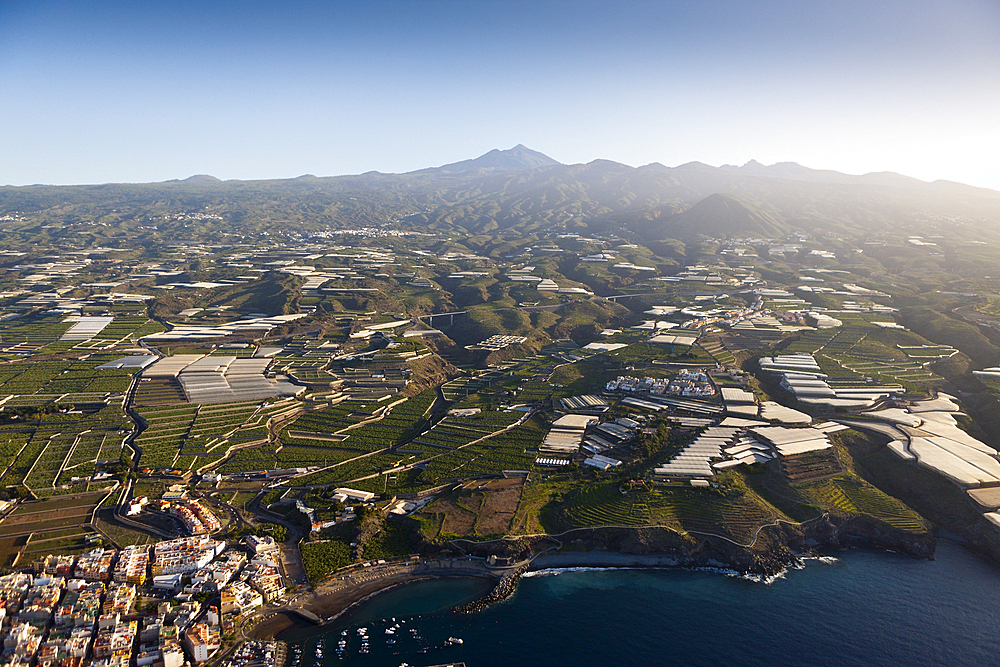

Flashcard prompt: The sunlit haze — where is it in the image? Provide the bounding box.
[2,0,998,188]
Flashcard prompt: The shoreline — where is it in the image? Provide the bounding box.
[528,551,693,570]
[250,564,500,640]
[250,549,800,639]
[250,517,936,639]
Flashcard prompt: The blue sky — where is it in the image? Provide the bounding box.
[1,0,998,188]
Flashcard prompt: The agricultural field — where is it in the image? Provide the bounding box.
[700,337,738,366]
[0,492,107,562]
[134,405,198,468]
[800,477,927,533]
[414,477,525,540]
[300,540,352,585]
[133,378,187,406]
[0,315,75,351]
[780,328,841,355]
[814,321,947,388]
[414,412,540,484]
[250,391,439,483]
[742,459,929,534]
[17,526,104,562]
[137,400,282,471]
[0,522,104,569]
[0,406,130,491]
[0,353,137,399]
[441,353,561,402]
[534,474,777,543]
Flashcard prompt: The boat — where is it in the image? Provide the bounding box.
[445,637,464,646]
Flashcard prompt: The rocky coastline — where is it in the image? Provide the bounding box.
[251,515,936,638]
[450,513,935,578]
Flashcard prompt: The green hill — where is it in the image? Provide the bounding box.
[657,193,790,240]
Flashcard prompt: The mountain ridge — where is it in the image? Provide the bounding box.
[2,148,999,244]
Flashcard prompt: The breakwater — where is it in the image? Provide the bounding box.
[453,565,526,613]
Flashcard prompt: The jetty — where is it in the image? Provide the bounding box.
[454,565,526,613]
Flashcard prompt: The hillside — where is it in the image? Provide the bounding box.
[651,193,790,240]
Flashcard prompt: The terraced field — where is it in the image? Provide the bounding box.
[214,442,280,474]
[135,406,198,468]
[0,406,130,491]
[174,402,265,470]
[816,322,943,386]
[133,378,187,406]
[139,400,296,471]
[801,476,927,533]
[414,410,530,483]
[554,483,648,527]
[781,328,841,355]
[541,479,777,543]
[0,492,106,549]
[235,391,438,485]
[0,353,136,398]
[0,316,75,350]
[281,398,537,489]
[516,380,554,403]
[699,338,737,366]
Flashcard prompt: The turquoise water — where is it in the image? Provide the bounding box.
[281,540,1000,666]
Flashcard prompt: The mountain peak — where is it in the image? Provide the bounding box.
[420,145,561,174]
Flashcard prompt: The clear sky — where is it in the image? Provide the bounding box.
[2,0,998,189]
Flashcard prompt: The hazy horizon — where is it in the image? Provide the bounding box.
[2,0,998,189]
[4,150,996,193]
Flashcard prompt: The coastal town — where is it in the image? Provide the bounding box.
[0,534,281,667]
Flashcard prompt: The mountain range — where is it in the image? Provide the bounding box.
[2,146,999,243]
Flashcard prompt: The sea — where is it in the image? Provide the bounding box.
[280,539,1000,667]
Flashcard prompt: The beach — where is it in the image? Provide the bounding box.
[250,559,503,639]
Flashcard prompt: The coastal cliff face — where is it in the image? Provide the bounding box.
[450,517,936,577]
[802,514,936,558]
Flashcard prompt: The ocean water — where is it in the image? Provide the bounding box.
[281,540,1000,667]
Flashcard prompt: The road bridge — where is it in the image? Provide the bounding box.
[415,310,467,326]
